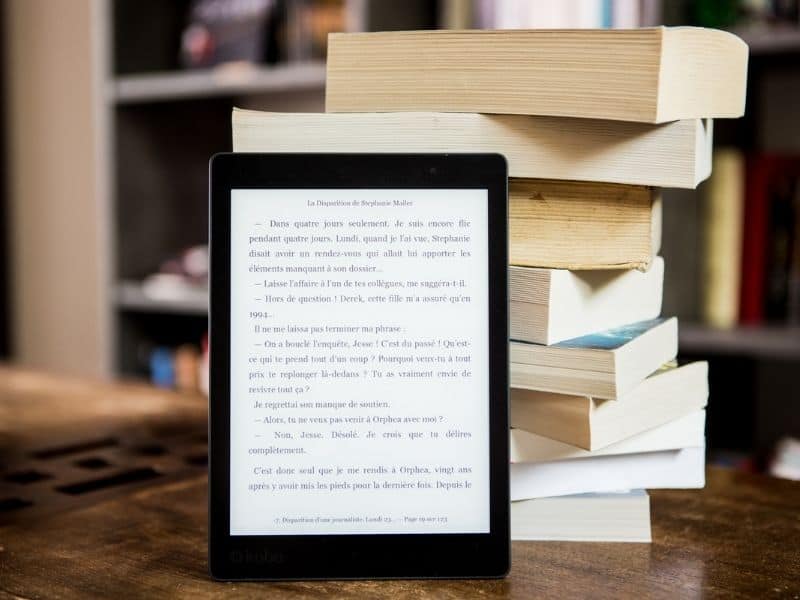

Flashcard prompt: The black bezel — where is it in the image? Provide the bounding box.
[209,153,509,580]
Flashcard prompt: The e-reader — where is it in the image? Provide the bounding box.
[209,153,509,580]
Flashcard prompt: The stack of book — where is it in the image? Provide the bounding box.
[232,27,748,542]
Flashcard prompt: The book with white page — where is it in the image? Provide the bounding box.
[511,490,652,542]
[232,108,712,188]
[511,361,708,450]
[510,409,706,463]
[510,257,664,345]
[510,446,705,500]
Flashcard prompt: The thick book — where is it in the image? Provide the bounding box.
[232,108,712,188]
[510,446,705,500]
[511,257,664,345]
[511,490,652,542]
[510,409,706,462]
[511,362,707,450]
[510,317,678,400]
[326,28,748,123]
[509,180,660,270]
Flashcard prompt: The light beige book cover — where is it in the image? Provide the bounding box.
[511,363,708,450]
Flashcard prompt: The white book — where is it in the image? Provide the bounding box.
[510,446,705,500]
[493,0,531,28]
[511,490,651,542]
[510,257,664,345]
[232,108,712,189]
[510,409,706,463]
[612,0,641,28]
[519,0,601,28]
[571,0,604,28]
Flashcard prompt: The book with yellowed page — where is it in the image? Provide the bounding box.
[509,180,660,270]
[326,27,748,123]
[511,363,708,451]
[232,108,713,188]
[511,318,678,400]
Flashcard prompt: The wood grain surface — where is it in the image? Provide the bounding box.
[1,368,798,599]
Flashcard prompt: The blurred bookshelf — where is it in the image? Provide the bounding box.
[660,2,800,468]
[104,0,440,382]
[115,281,208,316]
[98,0,800,468]
[680,323,800,360]
[736,26,800,54]
[111,62,327,104]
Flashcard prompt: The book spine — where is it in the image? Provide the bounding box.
[740,156,771,323]
[764,169,799,320]
[740,156,800,323]
[788,183,800,324]
[702,149,744,328]
[611,0,640,28]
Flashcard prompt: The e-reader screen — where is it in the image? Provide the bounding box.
[229,188,490,535]
[210,153,508,580]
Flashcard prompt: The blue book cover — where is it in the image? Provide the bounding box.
[513,318,669,351]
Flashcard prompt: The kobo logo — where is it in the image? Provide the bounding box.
[230,549,285,565]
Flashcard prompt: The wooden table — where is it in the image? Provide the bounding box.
[1,367,798,598]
